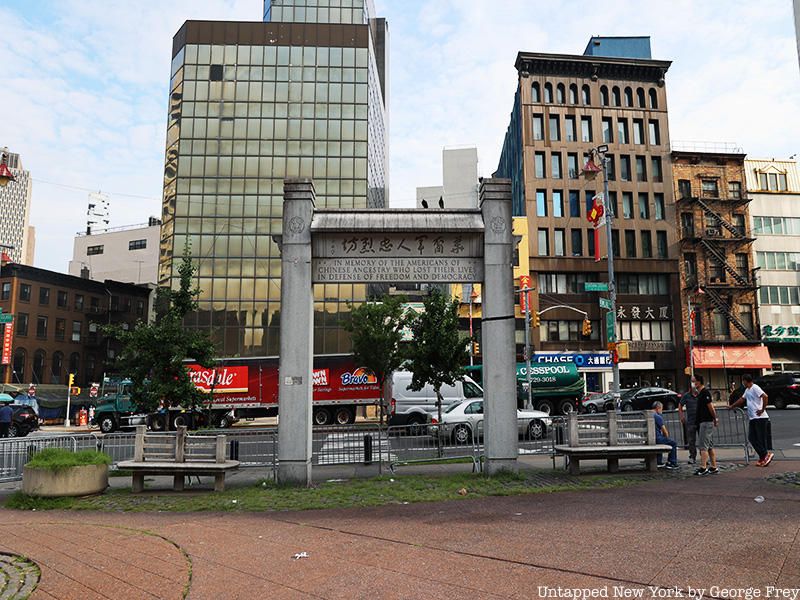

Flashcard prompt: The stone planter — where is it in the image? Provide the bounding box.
[22,464,109,497]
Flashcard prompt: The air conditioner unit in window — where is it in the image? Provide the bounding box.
[705,227,721,237]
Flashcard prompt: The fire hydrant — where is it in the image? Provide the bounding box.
[78,408,89,427]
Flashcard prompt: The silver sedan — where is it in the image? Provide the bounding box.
[431,399,552,444]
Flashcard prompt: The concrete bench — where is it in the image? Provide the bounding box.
[119,425,239,492]
[554,411,672,475]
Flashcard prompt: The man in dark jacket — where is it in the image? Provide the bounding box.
[0,400,13,438]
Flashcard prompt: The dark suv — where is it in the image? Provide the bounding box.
[619,387,680,412]
[754,373,800,409]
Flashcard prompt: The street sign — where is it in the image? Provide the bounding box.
[585,282,609,292]
[599,297,612,310]
[606,311,615,344]
[0,315,13,324]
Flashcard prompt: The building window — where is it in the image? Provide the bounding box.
[635,156,647,182]
[732,214,745,236]
[541,320,600,342]
[51,351,64,384]
[533,114,544,141]
[56,290,68,308]
[617,119,629,144]
[656,231,668,258]
[611,230,620,258]
[581,116,592,142]
[641,231,652,258]
[753,216,800,235]
[36,316,48,339]
[548,115,560,141]
[587,228,596,257]
[569,84,578,104]
[618,321,672,342]
[32,350,46,384]
[616,273,669,295]
[72,320,82,342]
[532,82,541,102]
[636,87,646,108]
[571,229,583,256]
[565,116,576,142]
[569,191,580,218]
[552,190,564,218]
[1,282,9,300]
[534,152,545,178]
[648,120,660,145]
[760,286,800,305]
[649,89,658,109]
[551,153,562,179]
[16,313,28,336]
[712,309,730,338]
[756,251,800,271]
[538,273,599,294]
[536,190,547,217]
[581,84,590,105]
[701,179,719,197]
[55,318,66,341]
[625,230,637,258]
[87,245,104,256]
[136,299,145,317]
[738,304,754,335]
[554,229,566,256]
[651,157,663,182]
[632,119,644,144]
[602,118,613,143]
[624,87,633,107]
[12,349,25,382]
[544,82,553,103]
[684,253,698,280]
[606,154,616,181]
[19,284,31,302]
[735,253,749,280]
[600,86,609,106]
[779,173,788,191]
[622,193,633,219]
[567,153,579,179]
[209,64,223,80]
[638,193,650,219]
[608,191,618,217]
[678,179,692,200]
[129,239,147,250]
[69,353,80,377]
[39,287,50,305]
[556,83,565,103]
[612,86,621,106]
[74,294,84,311]
[538,229,549,256]
[654,193,665,220]
[620,156,631,181]
[727,181,742,199]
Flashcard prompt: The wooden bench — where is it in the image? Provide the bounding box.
[554,411,672,475]
[118,425,240,492]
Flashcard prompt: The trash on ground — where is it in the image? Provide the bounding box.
[754,496,765,503]
[293,552,309,560]
[457,487,468,496]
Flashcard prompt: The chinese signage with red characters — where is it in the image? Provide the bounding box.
[1,323,12,365]
[691,346,772,369]
[519,274,531,312]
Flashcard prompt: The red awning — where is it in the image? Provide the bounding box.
[692,345,772,369]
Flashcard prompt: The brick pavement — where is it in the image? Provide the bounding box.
[0,460,797,599]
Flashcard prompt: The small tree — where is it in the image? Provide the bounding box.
[403,289,471,428]
[343,295,408,423]
[105,248,215,413]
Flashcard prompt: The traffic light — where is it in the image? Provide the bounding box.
[532,312,541,327]
[472,341,481,356]
[68,373,75,387]
[581,319,592,336]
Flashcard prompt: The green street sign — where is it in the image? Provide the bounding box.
[606,311,615,344]
[599,297,612,310]
[585,282,609,292]
[0,315,12,324]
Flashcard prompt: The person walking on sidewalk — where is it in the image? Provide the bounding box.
[693,375,719,476]
[679,385,698,464]
[0,400,12,438]
[730,374,773,467]
[653,401,678,469]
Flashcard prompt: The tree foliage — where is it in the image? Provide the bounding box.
[343,295,408,413]
[104,249,215,412]
[403,289,471,424]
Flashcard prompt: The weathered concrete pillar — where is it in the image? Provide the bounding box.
[277,178,315,486]
[480,178,518,475]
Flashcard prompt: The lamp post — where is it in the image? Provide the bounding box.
[583,145,620,401]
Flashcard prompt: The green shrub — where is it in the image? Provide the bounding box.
[26,448,111,473]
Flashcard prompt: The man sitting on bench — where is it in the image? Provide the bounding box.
[653,401,678,470]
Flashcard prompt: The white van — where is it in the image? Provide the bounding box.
[388,371,484,426]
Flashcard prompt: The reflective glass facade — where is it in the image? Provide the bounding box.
[161,9,387,357]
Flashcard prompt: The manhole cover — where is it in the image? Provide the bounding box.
[0,553,40,599]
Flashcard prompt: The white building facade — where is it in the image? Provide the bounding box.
[416,147,479,209]
[746,158,800,371]
[68,220,161,285]
[0,150,35,265]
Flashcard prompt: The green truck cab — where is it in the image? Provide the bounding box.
[464,362,584,415]
[92,379,147,433]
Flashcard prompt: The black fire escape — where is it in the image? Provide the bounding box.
[678,180,758,340]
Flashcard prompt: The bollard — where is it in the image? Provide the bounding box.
[230,439,240,461]
[363,434,372,465]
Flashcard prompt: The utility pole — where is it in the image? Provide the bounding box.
[522,287,533,410]
[600,148,621,402]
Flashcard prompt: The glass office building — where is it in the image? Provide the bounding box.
[160,1,388,357]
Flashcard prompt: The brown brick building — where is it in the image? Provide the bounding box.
[672,148,771,393]
[0,263,153,387]
[496,37,684,392]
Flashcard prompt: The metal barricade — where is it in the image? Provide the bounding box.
[385,421,479,472]
[0,435,80,483]
[191,427,278,479]
[660,406,749,462]
[99,432,137,465]
[311,425,385,471]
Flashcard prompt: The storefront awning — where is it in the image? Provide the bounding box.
[692,345,772,369]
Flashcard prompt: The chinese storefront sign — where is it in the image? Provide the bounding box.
[616,305,671,320]
[762,324,800,343]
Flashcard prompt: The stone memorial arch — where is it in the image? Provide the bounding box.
[277,177,517,485]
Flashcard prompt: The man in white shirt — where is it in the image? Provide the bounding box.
[730,374,773,467]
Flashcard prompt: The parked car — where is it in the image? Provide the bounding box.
[0,393,40,438]
[618,387,679,412]
[754,372,800,409]
[580,390,634,413]
[429,399,551,444]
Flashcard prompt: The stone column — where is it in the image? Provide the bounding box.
[480,178,518,474]
[277,178,315,486]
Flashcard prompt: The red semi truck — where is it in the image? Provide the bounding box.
[187,354,383,427]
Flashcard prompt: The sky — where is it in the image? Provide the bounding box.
[1,0,798,273]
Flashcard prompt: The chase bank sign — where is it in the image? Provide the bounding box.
[534,352,612,370]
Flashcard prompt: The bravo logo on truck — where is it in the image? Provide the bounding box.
[341,367,377,386]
